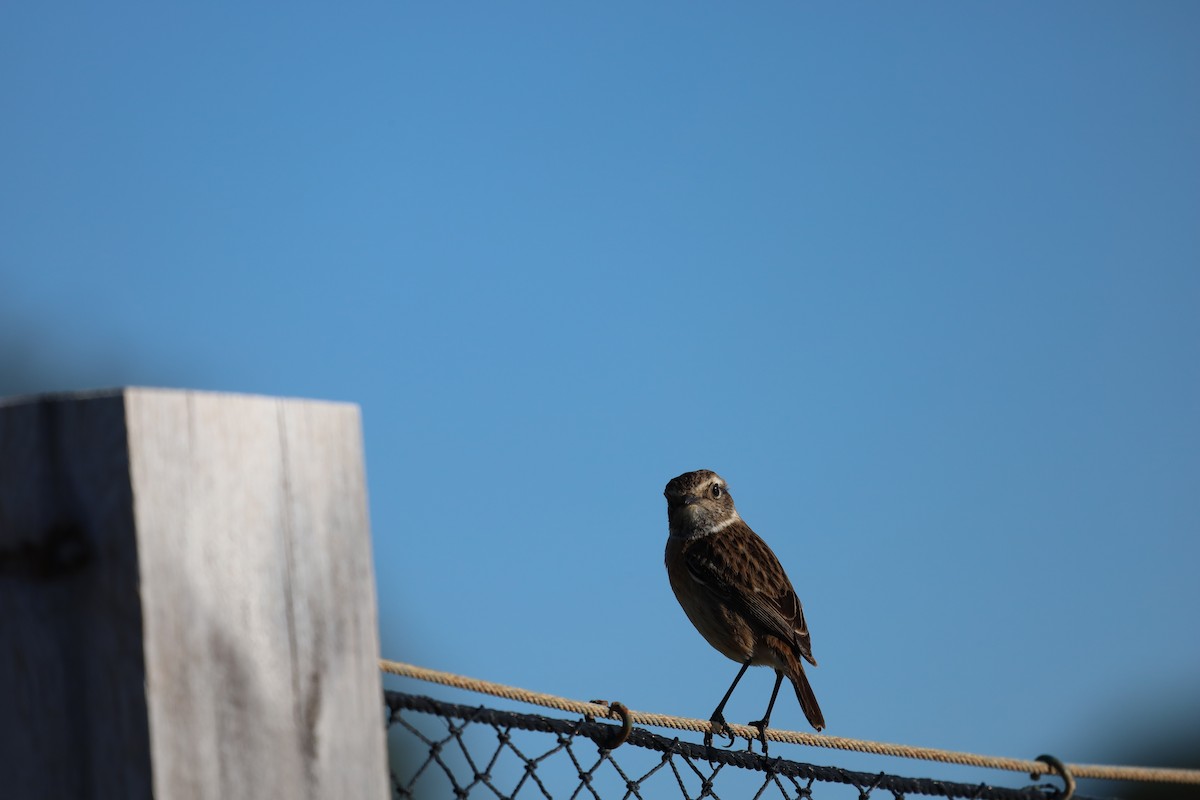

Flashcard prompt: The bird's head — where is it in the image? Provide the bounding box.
[664,469,740,538]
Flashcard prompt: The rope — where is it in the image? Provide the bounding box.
[379,658,1200,787]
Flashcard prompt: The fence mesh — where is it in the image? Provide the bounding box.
[384,690,1091,800]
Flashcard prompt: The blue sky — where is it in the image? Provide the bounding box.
[3,2,1198,791]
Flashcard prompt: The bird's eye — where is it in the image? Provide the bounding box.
[711,485,723,498]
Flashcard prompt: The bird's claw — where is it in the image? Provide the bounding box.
[704,713,736,750]
[746,718,770,754]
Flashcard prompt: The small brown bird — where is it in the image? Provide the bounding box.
[663,469,824,750]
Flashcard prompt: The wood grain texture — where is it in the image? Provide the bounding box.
[0,388,388,800]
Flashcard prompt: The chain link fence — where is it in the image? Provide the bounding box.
[385,690,1088,800]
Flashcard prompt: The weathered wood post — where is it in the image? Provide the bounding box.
[0,388,389,799]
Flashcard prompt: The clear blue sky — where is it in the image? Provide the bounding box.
[3,2,1198,790]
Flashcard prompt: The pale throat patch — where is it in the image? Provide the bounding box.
[703,509,741,534]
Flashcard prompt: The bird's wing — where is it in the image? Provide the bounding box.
[684,524,815,663]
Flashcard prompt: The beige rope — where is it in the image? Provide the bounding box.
[379,658,1200,786]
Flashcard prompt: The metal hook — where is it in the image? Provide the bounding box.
[1031,753,1075,800]
[605,701,633,749]
[586,700,633,750]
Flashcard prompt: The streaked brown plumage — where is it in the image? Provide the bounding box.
[663,469,824,750]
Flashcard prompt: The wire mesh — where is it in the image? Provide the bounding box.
[385,690,1090,800]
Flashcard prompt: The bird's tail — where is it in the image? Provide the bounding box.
[786,658,825,732]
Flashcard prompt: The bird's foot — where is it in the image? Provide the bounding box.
[704,712,736,750]
[746,718,771,754]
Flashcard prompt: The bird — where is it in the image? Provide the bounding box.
[663,469,824,752]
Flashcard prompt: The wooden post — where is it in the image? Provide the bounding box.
[0,388,388,799]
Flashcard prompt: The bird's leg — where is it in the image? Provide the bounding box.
[747,670,784,754]
[706,660,752,749]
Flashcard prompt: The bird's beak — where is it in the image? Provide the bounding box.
[682,494,700,506]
